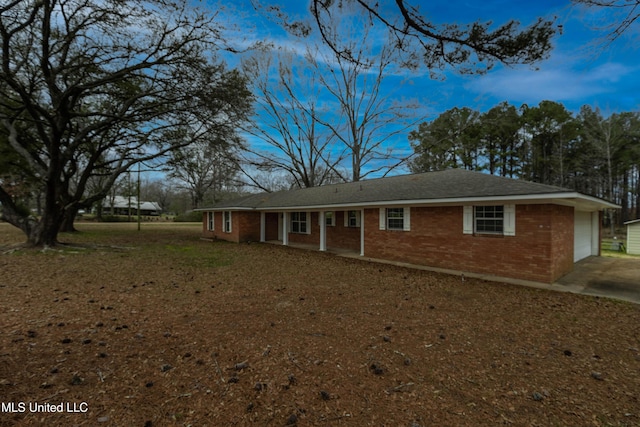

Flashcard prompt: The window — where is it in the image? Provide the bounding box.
[379,207,410,231]
[207,212,214,231]
[346,210,360,228]
[290,212,308,234]
[464,205,514,236]
[474,206,504,234]
[325,211,335,226]
[386,208,404,230]
[223,211,232,233]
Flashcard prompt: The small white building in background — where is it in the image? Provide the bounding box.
[102,196,162,216]
[625,219,640,255]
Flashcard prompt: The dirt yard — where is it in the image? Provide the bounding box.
[1,223,639,426]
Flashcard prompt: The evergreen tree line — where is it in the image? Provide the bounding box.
[408,101,640,224]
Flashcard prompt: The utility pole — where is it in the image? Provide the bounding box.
[137,162,141,231]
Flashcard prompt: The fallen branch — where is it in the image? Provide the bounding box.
[385,382,414,394]
[211,353,225,383]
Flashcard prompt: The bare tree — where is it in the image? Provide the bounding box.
[241,50,345,189]
[168,133,243,209]
[310,17,420,181]
[0,0,252,245]
[246,2,555,184]
[241,170,300,192]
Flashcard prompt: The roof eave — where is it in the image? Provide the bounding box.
[253,192,619,211]
[196,192,619,212]
[193,207,256,212]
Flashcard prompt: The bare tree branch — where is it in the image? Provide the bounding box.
[257,1,556,73]
[240,49,346,188]
[0,0,252,245]
[572,0,640,45]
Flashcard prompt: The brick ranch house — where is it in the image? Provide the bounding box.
[197,169,618,283]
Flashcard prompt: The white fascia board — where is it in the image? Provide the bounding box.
[555,193,619,210]
[194,192,619,213]
[254,192,619,212]
[193,207,254,212]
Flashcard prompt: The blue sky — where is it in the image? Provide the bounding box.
[206,1,639,180]
[217,0,639,116]
[447,0,640,115]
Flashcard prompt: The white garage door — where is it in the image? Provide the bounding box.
[574,210,595,262]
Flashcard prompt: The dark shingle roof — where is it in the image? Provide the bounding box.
[204,169,589,210]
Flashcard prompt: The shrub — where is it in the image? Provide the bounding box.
[100,215,130,222]
[173,211,203,222]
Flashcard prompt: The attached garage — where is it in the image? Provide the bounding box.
[625,219,640,255]
[574,210,600,262]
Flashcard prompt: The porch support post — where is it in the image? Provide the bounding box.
[319,211,327,251]
[360,209,365,256]
[282,212,289,246]
[260,212,266,242]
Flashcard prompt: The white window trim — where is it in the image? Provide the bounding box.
[344,210,361,228]
[320,211,335,227]
[223,211,232,233]
[463,206,473,234]
[290,211,311,234]
[379,207,410,231]
[207,212,214,231]
[403,208,411,231]
[474,205,504,235]
[504,204,516,236]
[463,205,515,236]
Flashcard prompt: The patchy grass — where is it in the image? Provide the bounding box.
[0,222,639,426]
[601,237,639,258]
[602,250,640,259]
[162,243,234,268]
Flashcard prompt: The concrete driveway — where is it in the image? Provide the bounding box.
[555,256,640,304]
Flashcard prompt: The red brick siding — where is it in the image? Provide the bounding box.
[203,204,582,283]
[264,213,280,241]
[287,212,317,245]
[285,212,360,251]
[202,211,261,243]
[202,212,218,239]
[327,211,361,251]
[364,205,575,283]
[550,205,574,281]
[237,211,262,242]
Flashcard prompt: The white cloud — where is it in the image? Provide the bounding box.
[465,60,637,106]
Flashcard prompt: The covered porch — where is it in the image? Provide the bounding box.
[262,239,360,256]
[258,210,365,256]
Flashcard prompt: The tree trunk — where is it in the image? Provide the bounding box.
[0,209,35,243]
[621,171,629,224]
[26,212,61,247]
[60,207,78,232]
[20,179,65,246]
[632,165,640,219]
